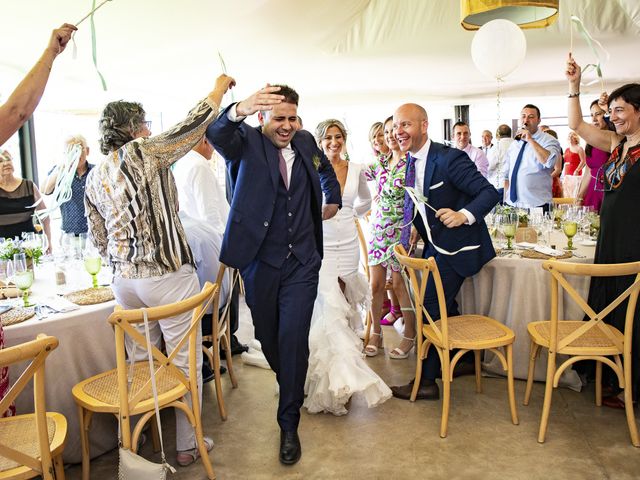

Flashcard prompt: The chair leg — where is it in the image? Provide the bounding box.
[474,350,482,394]
[595,361,602,407]
[523,341,540,406]
[440,351,451,438]
[193,405,216,479]
[506,344,519,425]
[53,454,65,480]
[213,336,228,421]
[222,331,238,388]
[623,359,640,447]
[410,342,425,402]
[77,405,91,480]
[537,351,556,443]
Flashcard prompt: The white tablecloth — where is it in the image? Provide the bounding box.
[458,231,596,390]
[3,261,117,464]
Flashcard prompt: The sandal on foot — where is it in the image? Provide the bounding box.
[364,331,383,357]
[389,336,415,359]
[176,436,214,467]
[380,307,402,326]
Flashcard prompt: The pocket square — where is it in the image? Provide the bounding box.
[429,181,444,190]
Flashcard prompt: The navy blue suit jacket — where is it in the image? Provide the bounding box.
[412,141,500,278]
[206,105,342,270]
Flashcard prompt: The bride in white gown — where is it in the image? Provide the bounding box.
[304,119,392,415]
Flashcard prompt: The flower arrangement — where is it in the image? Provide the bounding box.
[494,205,529,227]
[0,239,43,266]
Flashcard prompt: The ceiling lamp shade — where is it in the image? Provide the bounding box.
[461,0,559,30]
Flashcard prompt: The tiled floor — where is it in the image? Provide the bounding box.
[65,300,640,479]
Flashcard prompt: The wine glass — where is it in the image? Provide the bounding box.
[0,259,11,286]
[562,216,579,250]
[13,253,34,307]
[589,213,600,241]
[500,213,518,250]
[83,242,102,289]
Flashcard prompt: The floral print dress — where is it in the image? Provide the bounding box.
[364,154,408,272]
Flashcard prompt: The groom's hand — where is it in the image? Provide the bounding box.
[322,203,339,220]
[236,84,285,117]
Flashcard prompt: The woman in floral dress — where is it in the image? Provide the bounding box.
[363,116,416,359]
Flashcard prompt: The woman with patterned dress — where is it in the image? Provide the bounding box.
[363,116,417,359]
[303,119,391,415]
[576,100,614,212]
[567,57,640,405]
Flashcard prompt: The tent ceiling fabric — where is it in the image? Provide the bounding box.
[1,0,638,113]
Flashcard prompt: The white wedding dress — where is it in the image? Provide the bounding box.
[304,162,392,416]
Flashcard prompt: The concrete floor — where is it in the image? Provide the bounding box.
[65,300,640,480]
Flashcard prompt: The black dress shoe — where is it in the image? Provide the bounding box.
[279,430,301,465]
[202,358,226,384]
[391,380,439,400]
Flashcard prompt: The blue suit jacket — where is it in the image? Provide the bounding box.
[206,105,342,270]
[412,141,500,278]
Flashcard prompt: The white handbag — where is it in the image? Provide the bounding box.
[118,309,176,479]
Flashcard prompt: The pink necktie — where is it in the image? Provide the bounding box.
[278,149,289,189]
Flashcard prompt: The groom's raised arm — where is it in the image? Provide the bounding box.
[316,148,342,219]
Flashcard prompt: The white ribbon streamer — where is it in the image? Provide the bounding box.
[404,186,480,256]
[29,144,82,220]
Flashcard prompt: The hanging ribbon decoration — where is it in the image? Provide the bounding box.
[71,0,112,90]
[403,186,481,256]
[29,144,82,222]
[570,15,610,91]
[218,51,235,103]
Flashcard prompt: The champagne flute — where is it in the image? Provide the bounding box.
[562,217,578,250]
[83,242,102,288]
[13,253,33,307]
[500,213,518,250]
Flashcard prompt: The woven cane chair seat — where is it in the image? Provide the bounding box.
[528,320,624,354]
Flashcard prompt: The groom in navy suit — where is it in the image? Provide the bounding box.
[390,103,500,401]
[206,84,341,465]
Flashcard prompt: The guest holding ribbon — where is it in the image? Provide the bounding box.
[566,55,640,406]
[575,97,614,212]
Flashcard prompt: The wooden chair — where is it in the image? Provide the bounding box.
[523,260,640,446]
[72,283,218,480]
[355,217,373,346]
[552,197,576,205]
[393,244,518,438]
[0,334,66,479]
[202,264,239,421]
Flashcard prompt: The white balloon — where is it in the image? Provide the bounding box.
[471,19,527,80]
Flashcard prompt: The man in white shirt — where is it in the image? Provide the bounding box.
[173,136,229,235]
[452,121,489,177]
[480,129,494,153]
[486,124,514,197]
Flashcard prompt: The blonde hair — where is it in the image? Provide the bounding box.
[314,119,348,147]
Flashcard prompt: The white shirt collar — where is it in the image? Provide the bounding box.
[412,138,431,162]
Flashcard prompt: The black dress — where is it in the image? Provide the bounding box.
[587,140,640,397]
[0,179,36,239]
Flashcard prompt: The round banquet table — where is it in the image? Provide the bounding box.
[458,230,597,390]
[3,261,118,464]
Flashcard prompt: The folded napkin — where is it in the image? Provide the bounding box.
[515,242,537,250]
[42,296,80,312]
[534,245,565,257]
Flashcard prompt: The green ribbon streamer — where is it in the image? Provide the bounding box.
[90,0,108,90]
[571,15,610,88]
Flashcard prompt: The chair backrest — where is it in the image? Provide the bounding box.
[355,217,370,281]
[0,334,59,475]
[109,282,218,419]
[394,244,451,348]
[542,260,640,354]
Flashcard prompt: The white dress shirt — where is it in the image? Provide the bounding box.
[173,150,230,235]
